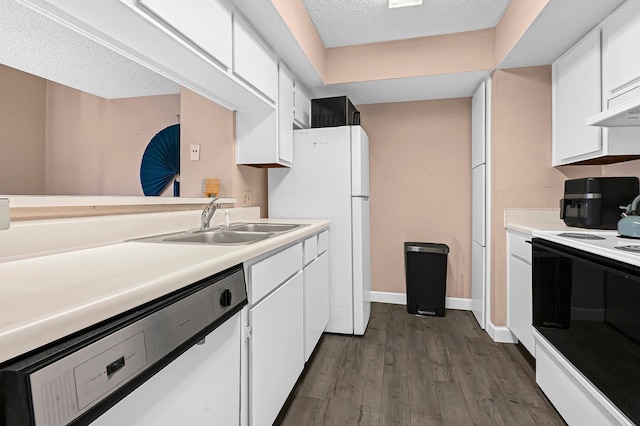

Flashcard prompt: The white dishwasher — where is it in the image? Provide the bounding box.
[0,265,247,426]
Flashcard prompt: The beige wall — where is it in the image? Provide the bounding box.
[0,64,46,194]
[490,66,602,325]
[358,99,471,299]
[181,88,268,215]
[602,159,640,180]
[45,83,180,195]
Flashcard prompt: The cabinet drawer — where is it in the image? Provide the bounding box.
[508,231,531,264]
[303,235,318,266]
[249,243,302,303]
[233,18,278,102]
[317,230,329,254]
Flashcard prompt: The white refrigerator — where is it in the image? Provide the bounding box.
[268,126,371,335]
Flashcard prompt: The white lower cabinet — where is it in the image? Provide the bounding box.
[506,230,535,357]
[241,230,329,426]
[249,271,304,426]
[303,251,329,361]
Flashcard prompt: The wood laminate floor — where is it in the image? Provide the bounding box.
[278,303,565,426]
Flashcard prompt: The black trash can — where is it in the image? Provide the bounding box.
[404,242,449,317]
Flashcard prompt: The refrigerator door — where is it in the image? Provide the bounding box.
[352,196,371,335]
[269,126,356,334]
[351,126,370,197]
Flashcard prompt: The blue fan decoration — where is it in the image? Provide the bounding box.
[140,124,180,196]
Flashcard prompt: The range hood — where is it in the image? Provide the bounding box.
[587,96,640,127]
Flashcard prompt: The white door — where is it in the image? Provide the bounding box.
[472,165,486,246]
[471,81,486,168]
[249,272,304,426]
[471,241,486,329]
[352,197,371,336]
[471,79,487,329]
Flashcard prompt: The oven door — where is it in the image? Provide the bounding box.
[532,238,640,424]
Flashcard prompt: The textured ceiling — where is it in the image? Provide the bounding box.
[0,0,179,99]
[231,0,625,105]
[303,0,511,47]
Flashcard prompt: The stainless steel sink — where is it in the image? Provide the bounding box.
[128,222,306,246]
[164,230,272,245]
[227,223,305,233]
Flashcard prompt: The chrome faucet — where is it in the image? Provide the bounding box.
[201,197,221,230]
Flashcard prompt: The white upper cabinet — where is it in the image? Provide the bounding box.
[278,65,294,164]
[236,63,295,167]
[233,17,278,102]
[294,81,311,129]
[553,22,640,165]
[602,0,640,104]
[552,29,602,165]
[138,0,232,68]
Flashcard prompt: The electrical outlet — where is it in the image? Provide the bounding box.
[241,191,252,207]
[190,144,200,161]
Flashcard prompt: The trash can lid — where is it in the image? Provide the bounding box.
[404,242,449,254]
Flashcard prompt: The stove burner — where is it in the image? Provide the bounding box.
[614,245,640,253]
[557,232,606,240]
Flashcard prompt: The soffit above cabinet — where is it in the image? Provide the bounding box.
[232,0,625,105]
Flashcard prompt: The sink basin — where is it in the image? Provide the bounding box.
[227,223,305,233]
[128,222,306,246]
[164,230,273,245]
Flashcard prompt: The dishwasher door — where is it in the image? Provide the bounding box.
[91,312,242,425]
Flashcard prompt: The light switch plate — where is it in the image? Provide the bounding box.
[190,144,201,161]
[0,198,9,230]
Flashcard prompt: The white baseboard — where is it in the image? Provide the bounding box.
[367,291,472,311]
[486,320,518,344]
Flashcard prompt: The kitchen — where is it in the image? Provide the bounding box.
[2,0,640,424]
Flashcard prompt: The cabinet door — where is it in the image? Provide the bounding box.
[508,255,534,357]
[471,241,486,329]
[233,18,278,102]
[138,0,232,68]
[553,29,602,164]
[471,81,486,168]
[303,252,329,361]
[294,81,311,129]
[278,65,294,164]
[471,164,485,246]
[250,272,304,426]
[602,0,640,100]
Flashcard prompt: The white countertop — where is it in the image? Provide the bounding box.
[504,208,579,234]
[0,218,329,364]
